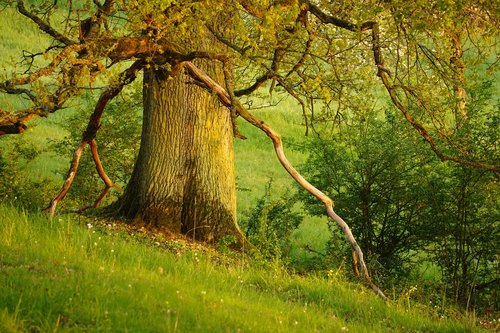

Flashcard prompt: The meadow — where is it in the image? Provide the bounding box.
[0,205,486,332]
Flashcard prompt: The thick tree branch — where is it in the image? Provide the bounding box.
[43,141,86,219]
[0,45,90,136]
[234,72,273,97]
[184,61,386,299]
[45,60,144,217]
[302,0,375,32]
[78,139,122,213]
[0,83,37,102]
[16,0,77,45]
[83,60,144,141]
[0,118,28,135]
[222,59,246,139]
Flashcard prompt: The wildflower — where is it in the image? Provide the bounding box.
[86,223,93,229]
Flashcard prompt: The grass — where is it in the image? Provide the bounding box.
[0,204,487,332]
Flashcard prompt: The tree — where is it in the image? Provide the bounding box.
[298,113,433,278]
[117,62,243,243]
[0,0,497,297]
[423,165,499,310]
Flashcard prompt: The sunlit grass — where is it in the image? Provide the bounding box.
[234,96,309,214]
[0,204,484,332]
[0,205,484,332]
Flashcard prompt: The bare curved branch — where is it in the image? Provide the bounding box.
[184,61,387,299]
[44,60,144,217]
[78,139,122,213]
[43,141,86,219]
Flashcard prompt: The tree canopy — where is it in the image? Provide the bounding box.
[1,0,497,170]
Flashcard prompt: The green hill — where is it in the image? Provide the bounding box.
[0,205,486,332]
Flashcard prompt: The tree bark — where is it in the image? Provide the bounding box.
[116,61,244,245]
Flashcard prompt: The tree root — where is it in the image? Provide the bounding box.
[185,61,387,299]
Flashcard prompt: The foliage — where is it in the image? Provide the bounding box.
[415,72,499,311]
[242,180,303,264]
[297,112,433,280]
[0,0,498,173]
[422,165,499,311]
[0,137,58,209]
[297,103,499,310]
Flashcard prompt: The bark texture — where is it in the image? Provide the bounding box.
[117,61,243,245]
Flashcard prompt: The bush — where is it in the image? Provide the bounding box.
[241,180,303,264]
[297,114,431,282]
[0,137,58,210]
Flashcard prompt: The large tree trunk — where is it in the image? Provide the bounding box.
[117,60,244,245]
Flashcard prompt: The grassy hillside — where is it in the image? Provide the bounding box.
[0,204,486,332]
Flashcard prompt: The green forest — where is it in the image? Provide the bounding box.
[0,0,498,332]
